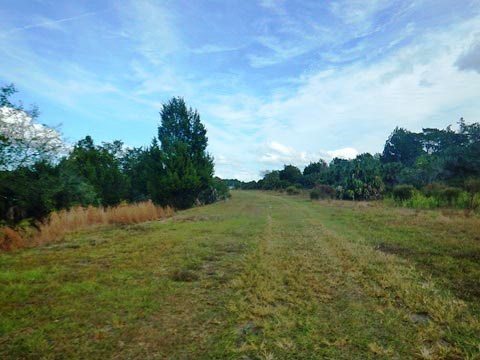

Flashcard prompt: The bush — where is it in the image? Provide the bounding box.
[422,182,445,198]
[310,185,336,200]
[464,178,480,210]
[286,186,301,195]
[439,187,461,206]
[404,192,439,209]
[393,185,415,202]
[464,178,480,195]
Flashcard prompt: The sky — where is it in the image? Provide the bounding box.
[1,0,480,180]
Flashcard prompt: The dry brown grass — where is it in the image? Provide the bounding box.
[0,227,25,251]
[0,201,174,251]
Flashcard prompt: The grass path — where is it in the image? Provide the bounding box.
[1,191,479,359]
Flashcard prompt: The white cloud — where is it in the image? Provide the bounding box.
[207,14,480,180]
[258,141,358,169]
[326,147,358,159]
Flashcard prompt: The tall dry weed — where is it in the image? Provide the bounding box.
[0,227,25,251]
[1,201,173,251]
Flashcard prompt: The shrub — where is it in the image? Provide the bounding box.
[393,185,415,202]
[439,187,461,206]
[310,185,336,200]
[422,182,445,198]
[286,186,301,195]
[464,178,480,195]
[404,192,439,209]
[464,178,480,210]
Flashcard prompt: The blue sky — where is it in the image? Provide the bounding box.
[1,0,480,180]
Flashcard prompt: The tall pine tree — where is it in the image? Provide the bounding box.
[154,97,214,209]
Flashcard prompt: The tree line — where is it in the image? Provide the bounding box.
[229,120,480,209]
[0,85,228,225]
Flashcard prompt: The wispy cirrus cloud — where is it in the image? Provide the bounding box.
[1,10,104,36]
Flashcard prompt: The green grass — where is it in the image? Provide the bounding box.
[1,191,479,359]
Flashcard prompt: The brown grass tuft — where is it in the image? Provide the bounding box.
[1,201,174,251]
[0,227,25,251]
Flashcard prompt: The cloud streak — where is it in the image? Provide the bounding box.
[2,10,105,36]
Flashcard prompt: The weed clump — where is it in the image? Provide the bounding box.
[393,185,415,202]
[0,227,24,251]
[310,185,336,200]
[286,186,301,195]
[170,269,199,282]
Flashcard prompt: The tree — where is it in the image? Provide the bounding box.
[302,160,328,188]
[381,127,424,166]
[261,170,282,190]
[153,97,214,209]
[279,164,302,186]
[66,136,126,206]
[121,146,151,202]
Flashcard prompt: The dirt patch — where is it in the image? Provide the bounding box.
[410,312,432,325]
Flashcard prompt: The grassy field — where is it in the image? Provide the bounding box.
[1,191,479,359]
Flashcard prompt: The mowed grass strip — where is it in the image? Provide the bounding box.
[1,191,479,359]
[227,194,479,359]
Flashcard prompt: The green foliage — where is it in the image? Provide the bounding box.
[439,187,461,206]
[245,119,480,211]
[261,170,282,190]
[279,165,302,185]
[66,136,126,206]
[212,177,231,200]
[0,86,221,223]
[310,184,336,200]
[302,160,328,188]
[464,178,480,210]
[381,127,424,166]
[310,190,320,200]
[403,192,440,209]
[121,146,151,202]
[153,97,214,209]
[327,154,384,200]
[392,185,415,202]
[286,186,300,195]
[0,161,98,223]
